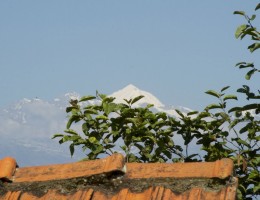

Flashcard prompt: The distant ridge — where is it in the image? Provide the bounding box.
[109,84,164,108]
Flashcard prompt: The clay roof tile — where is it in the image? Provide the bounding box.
[0,157,17,182]
[0,154,238,200]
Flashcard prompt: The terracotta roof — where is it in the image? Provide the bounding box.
[0,154,238,200]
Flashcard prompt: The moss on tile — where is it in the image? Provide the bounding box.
[1,170,231,198]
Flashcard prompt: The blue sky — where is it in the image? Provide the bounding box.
[0,0,259,110]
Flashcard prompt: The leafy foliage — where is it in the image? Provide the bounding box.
[53,3,260,200]
[182,88,259,200]
[53,94,184,162]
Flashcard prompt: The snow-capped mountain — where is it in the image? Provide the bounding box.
[110,84,165,108]
[0,84,193,167]
[110,84,192,117]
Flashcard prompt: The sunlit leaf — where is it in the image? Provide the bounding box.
[84,109,98,115]
[103,102,118,115]
[79,95,96,102]
[67,115,80,129]
[223,95,238,101]
[235,24,247,39]
[64,129,78,135]
[197,112,210,119]
[205,104,222,110]
[89,137,97,143]
[98,93,107,100]
[96,115,108,120]
[248,43,260,53]
[52,134,64,139]
[205,90,220,98]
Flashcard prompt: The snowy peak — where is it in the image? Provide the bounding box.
[109,84,165,108]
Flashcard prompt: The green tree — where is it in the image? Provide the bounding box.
[53,3,260,199]
[53,94,183,163]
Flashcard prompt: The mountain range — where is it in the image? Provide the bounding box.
[0,84,192,167]
[1,84,257,167]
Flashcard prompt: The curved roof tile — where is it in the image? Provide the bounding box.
[0,154,237,200]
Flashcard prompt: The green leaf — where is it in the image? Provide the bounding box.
[82,123,88,134]
[253,183,260,193]
[248,170,259,179]
[186,154,198,160]
[102,97,116,104]
[228,106,241,113]
[69,144,75,157]
[250,14,256,21]
[220,131,229,137]
[79,95,96,102]
[205,104,222,110]
[84,109,98,115]
[235,24,247,39]
[205,90,220,98]
[66,106,78,113]
[93,145,104,154]
[175,109,184,118]
[248,43,260,53]
[162,150,172,159]
[123,98,132,105]
[97,92,107,100]
[221,86,230,92]
[131,95,144,105]
[255,136,260,141]
[237,88,247,94]
[64,129,78,135]
[223,95,238,101]
[103,102,118,115]
[96,115,108,120]
[240,27,259,40]
[59,135,70,143]
[242,103,259,111]
[67,115,80,129]
[146,104,154,109]
[237,139,250,147]
[215,112,229,120]
[235,62,246,66]
[255,3,260,11]
[89,137,98,144]
[237,63,254,69]
[52,134,64,139]
[233,11,245,16]
[229,119,240,129]
[197,112,210,119]
[245,69,256,80]
[187,111,198,116]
